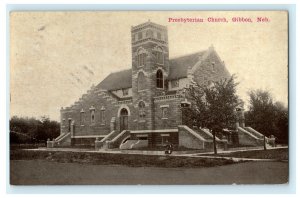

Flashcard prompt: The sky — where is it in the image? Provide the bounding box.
[10,11,288,121]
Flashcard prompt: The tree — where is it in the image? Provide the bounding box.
[10,116,60,144]
[245,90,288,144]
[185,75,239,154]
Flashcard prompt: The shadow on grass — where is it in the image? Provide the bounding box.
[202,148,288,160]
[10,149,238,168]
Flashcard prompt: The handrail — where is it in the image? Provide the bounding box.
[178,125,207,141]
[111,130,128,142]
[238,127,260,140]
[100,130,116,143]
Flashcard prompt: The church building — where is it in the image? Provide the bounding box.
[51,21,268,150]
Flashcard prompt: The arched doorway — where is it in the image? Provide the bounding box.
[120,108,129,131]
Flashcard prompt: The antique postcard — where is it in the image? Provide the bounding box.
[10,11,288,185]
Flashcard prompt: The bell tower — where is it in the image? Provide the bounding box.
[131,21,170,130]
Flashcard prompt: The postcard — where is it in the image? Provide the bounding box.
[10,11,288,185]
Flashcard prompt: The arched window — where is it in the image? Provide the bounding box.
[138,101,146,119]
[157,32,161,40]
[155,47,164,65]
[146,30,153,38]
[156,70,163,88]
[138,72,146,91]
[100,106,105,125]
[138,32,143,40]
[137,49,147,67]
[89,106,96,124]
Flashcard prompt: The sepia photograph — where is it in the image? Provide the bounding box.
[9,11,288,185]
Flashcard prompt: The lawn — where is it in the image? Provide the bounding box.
[10,149,237,168]
[10,160,288,185]
[203,148,288,160]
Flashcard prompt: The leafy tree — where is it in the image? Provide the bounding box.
[10,116,60,144]
[245,90,288,144]
[184,75,239,154]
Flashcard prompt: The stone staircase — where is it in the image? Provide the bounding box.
[47,132,71,148]
[237,127,269,146]
[99,130,131,149]
[243,127,264,139]
[100,130,118,143]
[178,125,227,150]
[242,127,275,147]
[192,127,223,142]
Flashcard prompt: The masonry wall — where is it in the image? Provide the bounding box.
[60,89,135,138]
[131,23,170,131]
[193,50,231,86]
[153,96,182,130]
[130,132,178,148]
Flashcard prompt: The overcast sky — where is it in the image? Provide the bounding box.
[10,11,288,121]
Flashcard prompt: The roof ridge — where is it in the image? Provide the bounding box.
[109,68,132,74]
[169,50,207,60]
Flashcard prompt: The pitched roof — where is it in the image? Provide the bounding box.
[167,51,206,80]
[96,69,132,91]
[96,50,208,91]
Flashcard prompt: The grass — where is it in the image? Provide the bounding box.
[203,148,288,160]
[10,149,237,168]
[10,143,46,150]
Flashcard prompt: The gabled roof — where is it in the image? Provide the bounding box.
[96,50,208,91]
[167,51,206,80]
[96,69,132,91]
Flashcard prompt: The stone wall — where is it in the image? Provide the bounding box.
[130,132,178,148]
[153,96,182,129]
[192,50,231,86]
[60,89,135,140]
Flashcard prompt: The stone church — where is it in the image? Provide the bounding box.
[50,21,270,150]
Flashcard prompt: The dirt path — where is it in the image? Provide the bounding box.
[10,160,288,185]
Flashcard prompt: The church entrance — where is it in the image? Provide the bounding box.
[120,108,128,131]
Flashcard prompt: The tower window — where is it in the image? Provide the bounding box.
[138,101,146,119]
[157,32,161,40]
[138,32,143,40]
[137,49,146,67]
[155,47,164,65]
[146,30,153,38]
[156,70,163,88]
[138,72,146,91]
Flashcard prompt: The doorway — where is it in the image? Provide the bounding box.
[120,108,128,131]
